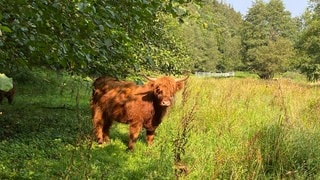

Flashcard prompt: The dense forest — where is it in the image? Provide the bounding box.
[1,0,320,80]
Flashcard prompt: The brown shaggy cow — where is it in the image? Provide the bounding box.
[0,86,15,104]
[90,75,188,150]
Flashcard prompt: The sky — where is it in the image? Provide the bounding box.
[224,0,309,17]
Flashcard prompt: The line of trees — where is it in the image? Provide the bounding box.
[168,0,320,80]
[1,0,320,80]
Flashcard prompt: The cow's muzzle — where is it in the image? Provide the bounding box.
[160,100,171,106]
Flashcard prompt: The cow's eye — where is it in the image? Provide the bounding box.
[156,87,162,95]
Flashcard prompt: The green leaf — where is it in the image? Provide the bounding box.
[0,25,12,33]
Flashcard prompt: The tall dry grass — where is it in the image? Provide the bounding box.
[163,77,320,179]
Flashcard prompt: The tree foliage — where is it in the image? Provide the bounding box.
[0,0,316,81]
[242,0,297,79]
[164,1,243,72]
[0,0,192,77]
[298,0,320,81]
[248,37,294,79]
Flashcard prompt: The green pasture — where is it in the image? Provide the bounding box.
[1,70,320,179]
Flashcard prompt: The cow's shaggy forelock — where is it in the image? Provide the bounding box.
[149,77,177,107]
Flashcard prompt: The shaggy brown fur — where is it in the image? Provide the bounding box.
[0,86,15,104]
[90,75,188,150]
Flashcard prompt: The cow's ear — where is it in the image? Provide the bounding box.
[175,75,189,91]
[175,81,184,91]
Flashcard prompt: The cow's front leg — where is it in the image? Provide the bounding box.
[128,123,142,150]
[102,119,113,143]
[146,130,155,146]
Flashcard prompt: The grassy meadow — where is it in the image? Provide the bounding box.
[1,70,320,179]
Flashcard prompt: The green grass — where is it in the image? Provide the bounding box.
[1,69,320,179]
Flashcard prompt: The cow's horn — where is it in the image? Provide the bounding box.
[144,75,156,82]
[175,75,189,82]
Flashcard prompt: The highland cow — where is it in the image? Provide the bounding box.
[90,75,188,150]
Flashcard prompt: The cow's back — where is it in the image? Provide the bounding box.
[91,77,141,123]
[91,77,120,103]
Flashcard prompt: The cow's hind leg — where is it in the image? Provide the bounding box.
[128,123,142,150]
[92,106,104,144]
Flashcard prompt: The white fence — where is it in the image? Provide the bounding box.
[195,71,235,78]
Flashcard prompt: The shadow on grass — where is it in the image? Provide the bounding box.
[0,100,173,179]
[0,71,174,179]
[0,103,87,141]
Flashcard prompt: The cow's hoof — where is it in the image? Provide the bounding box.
[97,140,104,144]
[92,142,107,149]
[126,147,134,152]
